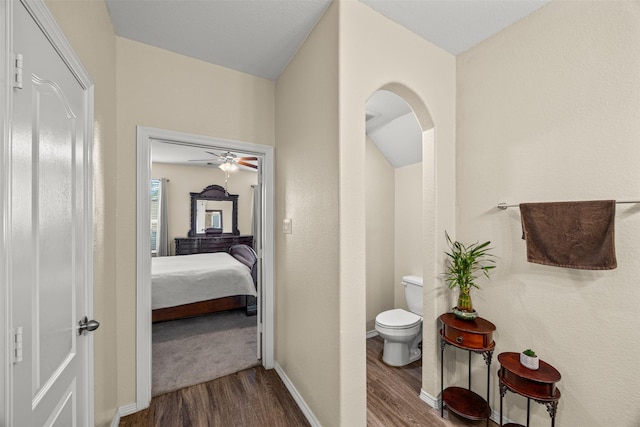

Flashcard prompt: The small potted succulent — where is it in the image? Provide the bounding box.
[520,349,539,370]
[444,232,497,320]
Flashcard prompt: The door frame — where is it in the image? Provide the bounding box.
[135,126,275,410]
[1,0,95,424]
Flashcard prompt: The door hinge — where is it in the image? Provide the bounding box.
[13,327,23,364]
[13,53,24,89]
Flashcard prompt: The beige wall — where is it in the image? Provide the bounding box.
[338,1,456,423]
[45,1,637,426]
[394,161,424,309]
[44,0,118,425]
[47,1,276,418]
[116,38,275,405]
[365,137,395,331]
[274,2,341,425]
[457,1,640,426]
[151,162,257,254]
[365,136,425,332]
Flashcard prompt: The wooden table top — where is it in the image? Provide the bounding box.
[498,352,561,383]
[439,312,496,334]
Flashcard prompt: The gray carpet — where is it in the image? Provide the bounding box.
[152,309,259,396]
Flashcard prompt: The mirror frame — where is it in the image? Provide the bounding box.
[189,184,239,236]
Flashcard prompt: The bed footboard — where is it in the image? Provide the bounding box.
[152,295,255,323]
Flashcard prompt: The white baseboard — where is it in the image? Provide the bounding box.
[366,330,378,339]
[420,388,439,410]
[111,402,138,427]
[420,388,511,425]
[491,406,512,425]
[111,410,120,427]
[274,362,321,427]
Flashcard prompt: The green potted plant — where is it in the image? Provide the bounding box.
[444,232,497,320]
[520,349,539,370]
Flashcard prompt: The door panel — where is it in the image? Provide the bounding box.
[10,1,91,425]
[32,75,76,403]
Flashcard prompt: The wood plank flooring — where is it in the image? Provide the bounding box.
[367,336,499,427]
[121,336,499,426]
[119,366,310,427]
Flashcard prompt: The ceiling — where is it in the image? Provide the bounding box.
[366,90,421,168]
[105,0,550,81]
[106,0,551,168]
[151,141,260,171]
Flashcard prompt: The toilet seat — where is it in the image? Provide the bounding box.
[375,308,421,329]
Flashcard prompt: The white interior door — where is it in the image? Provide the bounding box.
[9,1,94,425]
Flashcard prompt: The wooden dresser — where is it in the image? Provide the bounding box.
[175,235,253,255]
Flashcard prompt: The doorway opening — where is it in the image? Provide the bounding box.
[135,126,275,409]
[363,86,436,423]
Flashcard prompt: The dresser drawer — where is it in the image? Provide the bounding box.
[443,324,492,349]
[439,313,495,350]
[175,235,253,255]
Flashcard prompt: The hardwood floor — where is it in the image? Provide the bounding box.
[121,336,499,426]
[119,366,310,427]
[367,336,499,427]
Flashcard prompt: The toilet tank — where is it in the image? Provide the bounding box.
[402,275,424,316]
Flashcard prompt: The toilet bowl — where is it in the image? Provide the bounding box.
[374,276,423,367]
[375,309,422,366]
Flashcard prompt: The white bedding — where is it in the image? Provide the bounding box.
[152,252,257,310]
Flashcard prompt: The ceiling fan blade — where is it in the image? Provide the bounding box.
[188,159,219,162]
[237,160,258,169]
[237,156,258,161]
[205,150,224,158]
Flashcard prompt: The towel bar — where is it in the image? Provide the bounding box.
[497,201,639,210]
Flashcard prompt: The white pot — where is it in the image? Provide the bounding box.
[520,353,539,370]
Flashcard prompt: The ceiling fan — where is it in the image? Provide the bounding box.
[189,150,258,170]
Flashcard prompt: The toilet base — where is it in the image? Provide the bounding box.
[381,340,422,367]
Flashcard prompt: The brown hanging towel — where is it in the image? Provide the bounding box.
[520,200,617,270]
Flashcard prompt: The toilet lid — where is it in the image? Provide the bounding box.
[376,309,421,329]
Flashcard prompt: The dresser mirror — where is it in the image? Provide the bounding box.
[189,184,239,236]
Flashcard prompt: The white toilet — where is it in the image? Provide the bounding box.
[375,275,423,367]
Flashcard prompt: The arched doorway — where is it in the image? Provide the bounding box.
[363,85,437,422]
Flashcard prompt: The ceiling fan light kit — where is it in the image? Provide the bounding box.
[187,150,259,194]
[188,151,258,170]
[219,161,238,172]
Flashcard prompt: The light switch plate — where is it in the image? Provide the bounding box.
[283,218,292,234]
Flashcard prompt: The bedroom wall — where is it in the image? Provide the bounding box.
[274,2,341,425]
[151,162,258,255]
[338,1,456,423]
[44,1,118,425]
[456,1,640,426]
[116,37,275,406]
[365,137,395,332]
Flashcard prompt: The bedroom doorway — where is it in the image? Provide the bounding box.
[135,126,275,408]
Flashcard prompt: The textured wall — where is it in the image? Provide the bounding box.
[365,137,395,331]
[274,2,341,424]
[394,161,424,310]
[339,1,456,423]
[151,162,257,254]
[456,1,640,425]
[116,37,275,406]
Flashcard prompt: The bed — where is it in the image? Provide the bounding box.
[151,246,258,323]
